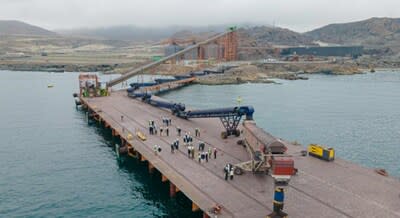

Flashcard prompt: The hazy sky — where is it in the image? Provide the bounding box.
[1,0,400,32]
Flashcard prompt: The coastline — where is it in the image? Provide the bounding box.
[1,62,399,86]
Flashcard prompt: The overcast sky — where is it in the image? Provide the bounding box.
[1,0,399,32]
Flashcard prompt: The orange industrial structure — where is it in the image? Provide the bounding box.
[163,27,238,62]
[223,29,238,61]
[107,28,238,87]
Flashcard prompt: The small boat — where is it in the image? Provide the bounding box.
[47,84,54,88]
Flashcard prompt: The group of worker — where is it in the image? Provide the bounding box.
[224,163,235,180]
[148,120,157,135]
[149,117,222,168]
[176,131,219,164]
[198,148,216,163]
[170,139,180,153]
[162,116,172,126]
[183,132,193,144]
[150,117,286,216]
[183,132,195,158]
[148,119,170,136]
[159,126,169,136]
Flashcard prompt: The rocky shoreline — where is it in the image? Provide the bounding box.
[191,63,363,85]
[1,61,398,86]
[0,63,117,73]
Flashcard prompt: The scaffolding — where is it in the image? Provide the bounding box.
[223,27,238,61]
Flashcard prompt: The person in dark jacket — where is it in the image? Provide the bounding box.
[224,164,229,180]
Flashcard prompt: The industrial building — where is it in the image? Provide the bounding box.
[280,46,363,58]
[164,44,184,57]
[164,43,225,60]
[163,27,238,62]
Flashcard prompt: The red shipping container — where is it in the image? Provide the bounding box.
[272,158,295,175]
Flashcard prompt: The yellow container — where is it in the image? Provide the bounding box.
[308,144,334,161]
[136,131,147,141]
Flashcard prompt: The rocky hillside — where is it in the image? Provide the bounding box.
[236,26,315,59]
[238,26,314,46]
[305,17,400,53]
[306,17,400,43]
[0,20,56,36]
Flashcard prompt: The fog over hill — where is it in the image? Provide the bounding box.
[2,17,400,55]
[56,24,235,41]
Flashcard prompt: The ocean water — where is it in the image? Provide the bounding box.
[0,71,200,218]
[162,71,400,177]
[1,70,399,217]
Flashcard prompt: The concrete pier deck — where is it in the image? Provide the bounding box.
[81,91,400,218]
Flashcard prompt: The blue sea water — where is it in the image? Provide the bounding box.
[0,71,199,218]
[162,71,400,177]
[0,70,399,217]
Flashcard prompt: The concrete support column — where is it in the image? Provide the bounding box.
[192,202,200,212]
[203,212,210,218]
[161,175,168,183]
[111,129,120,138]
[148,162,155,174]
[169,183,177,197]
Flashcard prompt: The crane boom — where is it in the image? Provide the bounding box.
[107,30,234,87]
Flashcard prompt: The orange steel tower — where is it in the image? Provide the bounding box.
[224,27,238,61]
[197,46,205,60]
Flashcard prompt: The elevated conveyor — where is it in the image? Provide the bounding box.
[184,106,254,138]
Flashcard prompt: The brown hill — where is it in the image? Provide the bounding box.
[236,26,315,59]
[0,20,56,36]
[238,26,314,47]
[305,17,400,53]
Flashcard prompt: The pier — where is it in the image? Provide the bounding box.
[79,91,400,218]
[75,29,400,218]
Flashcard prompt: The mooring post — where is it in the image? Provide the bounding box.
[115,144,120,160]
